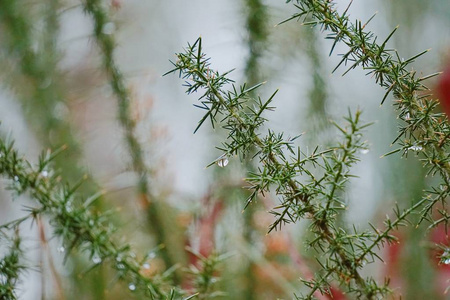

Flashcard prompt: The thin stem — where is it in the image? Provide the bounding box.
[82,0,177,276]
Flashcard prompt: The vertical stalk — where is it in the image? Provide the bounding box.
[0,0,84,184]
[82,0,178,282]
[244,0,268,87]
[303,26,330,143]
[243,0,268,298]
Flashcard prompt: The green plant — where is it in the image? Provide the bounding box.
[166,0,449,298]
[167,37,389,298]
[0,0,448,299]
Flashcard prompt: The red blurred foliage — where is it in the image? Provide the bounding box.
[384,226,450,298]
[437,63,450,116]
[430,224,450,295]
[182,194,224,291]
[384,232,405,296]
[111,0,121,10]
[185,194,224,267]
[328,286,346,300]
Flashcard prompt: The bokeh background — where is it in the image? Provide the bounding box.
[1,0,450,299]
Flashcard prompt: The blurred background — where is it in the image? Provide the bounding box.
[1,0,450,299]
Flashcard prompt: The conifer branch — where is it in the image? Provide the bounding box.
[282,0,450,224]
[0,136,173,298]
[0,229,24,300]
[242,1,268,298]
[167,38,392,299]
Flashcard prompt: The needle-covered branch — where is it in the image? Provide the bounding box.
[82,0,177,274]
[167,37,394,299]
[0,135,175,299]
[0,229,24,300]
[282,0,449,225]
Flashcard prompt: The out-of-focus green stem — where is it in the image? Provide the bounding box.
[244,0,268,87]
[0,1,108,298]
[304,26,330,138]
[82,0,178,281]
[243,1,268,298]
[0,0,87,186]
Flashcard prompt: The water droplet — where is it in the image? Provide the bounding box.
[102,22,115,35]
[39,77,52,89]
[89,220,94,226]
[53,102,69,120]
[129,252,136,258]
[444,258,450,265]
[57,246,65,253]
[116,255,122,262]
[408,145,423,151]
[92,255,102,264]
[217,157,229,168]
[13,176,19,182]
[117,263,125,269]
[360,149,369,155]
[405,113,411,120]
[142,263,150,270]
[128,283,136,291]
[41,170,49,178]
[211,278,217,283]
[65,203,73,213]
[101,85,113,98]
[440,184,448,191]
[148,252,156,259]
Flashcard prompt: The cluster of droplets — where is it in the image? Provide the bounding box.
[116,255,126,270]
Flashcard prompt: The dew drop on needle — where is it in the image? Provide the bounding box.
[408,145,422,151]
[92,256,102,264]
[217,157,229,168]
[360,149,369,155]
